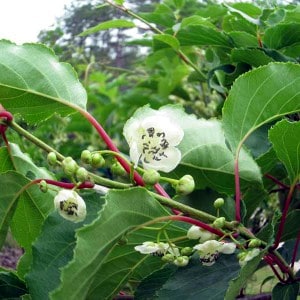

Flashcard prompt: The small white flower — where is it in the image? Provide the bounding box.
[54,189,86,223]
[193,240,236,266]
[174,256,189,267]
[239,248,260,267]
[134,241,179,257]
[187,225,216,242]
[123,107,184,172]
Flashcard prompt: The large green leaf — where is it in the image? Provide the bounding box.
[157,255,240,300]
[231,48,274,67]
[25,191,104,299]
[272,282,299,300]
[223,63,300,151]
[0,271,27,298]
[51,188,180,299]
[269,120,300,183]
[0,40,87,124]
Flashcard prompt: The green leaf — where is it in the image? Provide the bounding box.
[275,210,300,242]
[223,63,300,151]
[272,282,299,300]
[228,31,258,47]
[177,25,232,47]
[79,19,135,36]
[264,23,300,50]
[0,271,27,298]
[0,40,87,124]
[25,191,104,299]
[269,120,300,183]
[51,188,179,299]
[225,251,265,300]
[231,48,274,67]
[0,171,33,249]
[140,4,176,27]
[157,255,240,300]
[153,34,180,50]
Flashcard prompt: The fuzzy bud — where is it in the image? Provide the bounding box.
[142,169,160,185]
[62,157,78,176]
[181,247,193,256]
[91,153,105,168]
[47,152,57,166]
[213,217,225,229]
[248,239,261,248]
[81,150,92,164]
[39,180,48,193]
[175,175,195,195]
[111,162,126,176]
[213,198,225,209]
[76,167,89,182]
[161,253,175,263]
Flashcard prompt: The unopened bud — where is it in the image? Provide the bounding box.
[91,153,105,168]
[175,175,195,195]
[81,150,92,164]
[143,169,160,185]
[214,198,225,209]
[248,239,261,248]
[174,256,189,267]
[213,217,225,229]
[47,152,57,166]
[181,247,193,256]
[161,254,175,263]
[62,157,78,176]
[39,180,48,193]
[111,162,126,176]
[76,167,88,182]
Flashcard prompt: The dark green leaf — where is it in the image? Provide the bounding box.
[228,32,258,47]
[272,282,299,300]
[0,40,86,124]
[275,210,300,242]
[231,48,274,67]
[157,255,240,300]
[0,271,27,298]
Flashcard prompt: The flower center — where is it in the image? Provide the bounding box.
[60,198,79,216]
[140,127,169,164]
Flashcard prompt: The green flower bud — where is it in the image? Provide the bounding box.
[39,180,48,193]
[91,153,105,168]
[181,247,193,256]
[142,169,160,185]
[62,157,78,176]
[174,256,189,267]
[214,198,225,209]
[161,253,175,263]
[111,162,126,176]
[237,251,247,260]
[248,239,261,248]
[76,167,89,182]
[81,150,92,164]
[213,217,226,229]
[175,175,195,195]
[47,152,57,166]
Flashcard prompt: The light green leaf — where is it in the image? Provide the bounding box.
[51,188,178,299]
[223,63,300,151]
[157,255,240,300]
[177,25,232,47]
[153,34,180,50]
[264,23,300,50]
[269,120,300,183]
[225,251,265,300]
[79,19,136,36]
[228,31,258,47]
[0,40,87,124]
[26,191,104,299]
[272,282,299,300]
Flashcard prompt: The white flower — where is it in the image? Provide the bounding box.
[187,225,216,242]
[54,189,86,223]
[123,107,184,172]
[239,248,260,267]
[193,240,236,266]
[174,256,189,267]
[134,241,179,256]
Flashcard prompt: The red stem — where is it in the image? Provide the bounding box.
[265,174,289,189]
[272,184,296,249]
[264,255,287,283]
[234,158,241,222]
[166,215,224,237]
[291,230,300,268]
[34,178,94,189]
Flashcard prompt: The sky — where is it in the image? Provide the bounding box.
[0,0,73,44]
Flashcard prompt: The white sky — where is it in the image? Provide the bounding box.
[0,0,73,44]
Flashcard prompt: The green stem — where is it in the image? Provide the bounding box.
[8,121,131,189]
[103,0,206,79]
